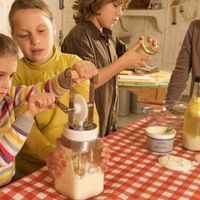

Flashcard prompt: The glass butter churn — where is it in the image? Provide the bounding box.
[183,76,200,151]
[54,71,104,199]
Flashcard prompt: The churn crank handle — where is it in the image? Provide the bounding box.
[88,75,98,125]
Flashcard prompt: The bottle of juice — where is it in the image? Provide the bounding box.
[183,77,200,151]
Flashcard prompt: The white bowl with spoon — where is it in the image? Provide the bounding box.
[145,126,176,153]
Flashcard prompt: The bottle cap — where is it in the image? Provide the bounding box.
[141,36,158,55]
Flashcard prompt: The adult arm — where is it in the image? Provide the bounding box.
[166,22,194,101]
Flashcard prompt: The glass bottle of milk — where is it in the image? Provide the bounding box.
[54,136,104,200]
[183,76,200,151]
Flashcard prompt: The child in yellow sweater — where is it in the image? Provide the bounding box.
[9,0,100,175]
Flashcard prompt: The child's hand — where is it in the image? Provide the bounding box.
[122,40,152,69]
[145,35,158,49]
[72,60,98,83]
[122,35,158,70]
[47,138,67,178]
[24,93,56,118]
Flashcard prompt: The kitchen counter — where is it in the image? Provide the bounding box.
[118,70,171,100]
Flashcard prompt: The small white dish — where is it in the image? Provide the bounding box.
[145,126,176,153]
[159,155,194,171]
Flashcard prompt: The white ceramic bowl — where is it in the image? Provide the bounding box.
[145,126,176,153]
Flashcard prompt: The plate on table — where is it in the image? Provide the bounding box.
[159,155,194,171]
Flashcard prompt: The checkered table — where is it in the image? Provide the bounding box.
[1,118,200,200]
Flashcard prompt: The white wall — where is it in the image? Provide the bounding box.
[0,0,74,48]
[0,0,14,35]
[46,0,75,48]
[45,0,63,48]
[113,0,200,72]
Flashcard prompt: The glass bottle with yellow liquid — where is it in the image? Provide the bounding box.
[183,77,200,151]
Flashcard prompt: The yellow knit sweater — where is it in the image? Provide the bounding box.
[12,46,99,174]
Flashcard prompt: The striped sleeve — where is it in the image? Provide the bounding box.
[0,70,68,165]
[11,70,67,108]
[0,114,34,166]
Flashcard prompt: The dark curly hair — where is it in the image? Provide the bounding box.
[72,0,131,24]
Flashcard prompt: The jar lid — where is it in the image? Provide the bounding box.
[64,124,98,142]
[141,37,158,55]
[145,126,176,139]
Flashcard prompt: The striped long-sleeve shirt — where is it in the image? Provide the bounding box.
[0,71,67,186]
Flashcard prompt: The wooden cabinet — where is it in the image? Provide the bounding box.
[128,87,167,100]
[123,9,164,32]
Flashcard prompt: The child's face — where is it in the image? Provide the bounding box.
[0,55,17,101]
[91,2,123,29]
[11,9,55,65]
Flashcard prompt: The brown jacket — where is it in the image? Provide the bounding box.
[166,19,200,101]
[61,21,126,137]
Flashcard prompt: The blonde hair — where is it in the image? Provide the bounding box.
[73,0,130,24]
[9,0,54,33]
[0,33,19,58]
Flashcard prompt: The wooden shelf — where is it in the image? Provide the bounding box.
[123,9,164,32]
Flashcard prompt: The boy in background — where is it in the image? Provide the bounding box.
[62,0,157,137]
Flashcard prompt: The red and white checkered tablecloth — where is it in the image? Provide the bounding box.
[1,118,200,200]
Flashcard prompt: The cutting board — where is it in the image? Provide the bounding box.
[118,70,171,85]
